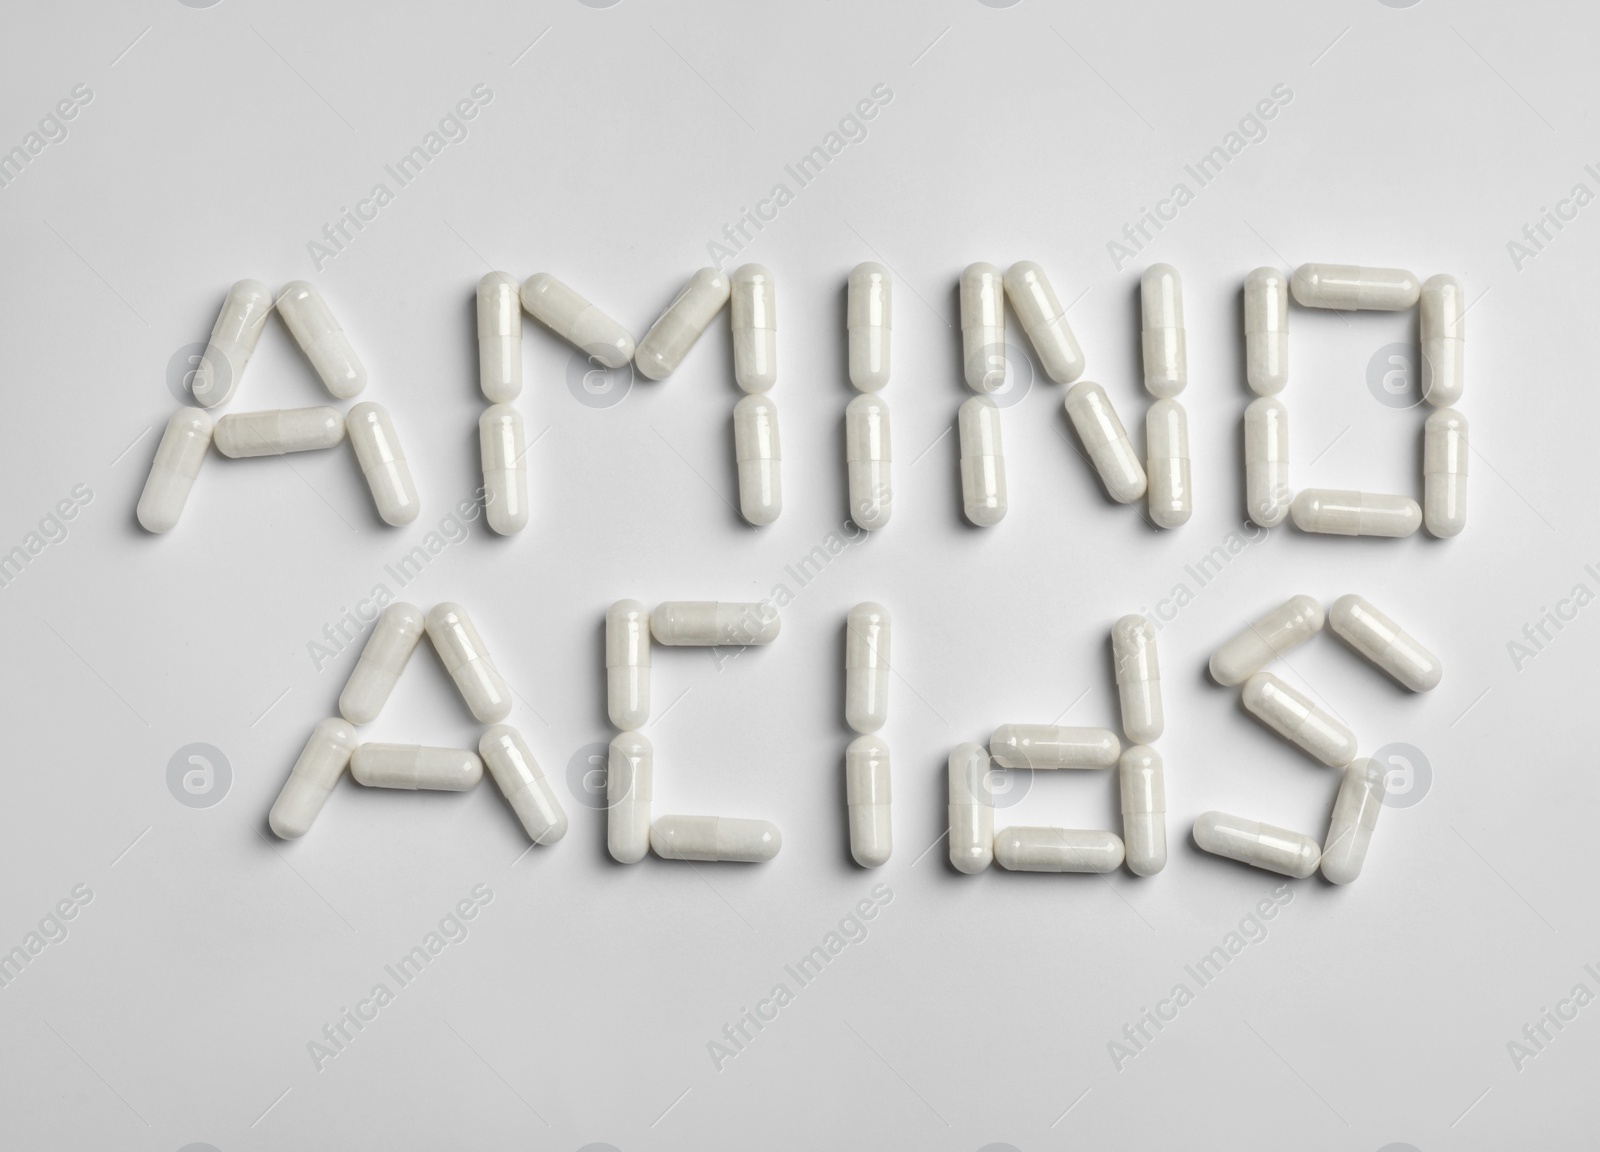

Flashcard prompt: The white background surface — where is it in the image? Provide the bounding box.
[0,0,1595,1148]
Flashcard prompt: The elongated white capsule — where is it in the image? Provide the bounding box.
[845,393,892,529]
[608,732,652,864]
[635,268,729,380]
[845,602,889,735]
[1291,489,1421,538]
[425,603,512,723]
[1002,261,1084,384]
[1290,264,1420,311]
[730,264,777,393]
[276,281,366,398]
[338,602,424,724]
[989,725,1119,769]
[347,402,419,526]
[1328,594,1441,692]
[1210,594,1325,686]
[1112,614,1163,744]
[948,743,994,874]
[733,394,782,526]
[520,272,635,369]
[995,827,1125,873]
[847,262,892,391]
[352,744,482,791]
[650,602,780,646]
[606,599,651,731]
[1424,407,1468,538]
[1244,396,1291,528]
[1119,746,1165,876]
[479,403,527,536]
[1193,811,1320,878]
[137,408,212,533]
[1244,267,1288,396]
[214,406,344,458]
[1140,263,1186,398]
[1146,398,1191,528]
[959,262,1006,393]
[479,725,568,844]
[268,718,357,839]
[1242,671,1357,768]
[1065,381,1146,503]
[476,272,522,403]
[192,279,273,407]
[958,396,1006,527]
[846,734,891,868]
[652,815,781,862]
[1420,274,1464,406]
[1322,758,1385,884]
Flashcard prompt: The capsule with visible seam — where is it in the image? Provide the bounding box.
[1065,381,1146,503]
[652,815,781,862]
[1322,758,1385,884]
[845,602,890,734]
[1245,396,1291,528]
[1140,263,1186,398]
[847,262,892,391]
[425,603,512,723]
[1210,594,1325,686]
[730,264,777,393]
[351,744,482,791]
[845,393,892,530]
[635,268,730,380]
[989,725,1119,769]
[1146,398,1191,528]
[1291,490,1420,538]
[995,827,1125,873]
[1328,594,1441,692]
[137,408,213,533]
[477,272,522,402]
[948,743,994,874]
[1003,261,1084,384]
[1113,614,1162,744]
[958,396,1006,526]
[1242,671,1357,768]
[480,403,527,536]
[733,394,782,526]
[1244,267,1288,396]
[339,602,424,724]
[846,734,891,868]
[607,732,652,864]
[520,273,635,369]
[215,407,344,458]
[1290,264,1420,311]
[192,279,273,408]
[276,281,366,398]
[1424,407,1468,538]
[1420,274,1464,406]
[347,402,419,526]
[959,262,1006,393]
[606,599,651,731]
[1193,811,1320,878]
[1119,746,1166,876]
[651,602,780,646]
[480,725,568,845]
[268,718,358,839]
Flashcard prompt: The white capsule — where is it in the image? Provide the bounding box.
[1290,264,1420,311]
[1209,594,1325,686]
[733,394,782,526]
[351,744,482,791]
[1291,489,1421,537]
[476,272,522,403]
[995,827,1125,873]
[192,279,273,408]
[1140,263,1186,398]
[276,281,366,398]
[268,718,357,839]
[1145,398,1191,529]
[959,262,1007,393]
[845,393,892,530]
[730,264,777,393]
[948,743,994,874]
[635,268,730,381]
[520,272,635,370]
[1424,407,1468,538]
[958,396,1006,527]
[1328,594,1441,692]
[607,732,652,864]
[346,402,419,526]
[338,602,424,724]
[1193,811,1321,879]
[479,725,568,845]
[1244,396,1291,528]
[425,603,513,723]
[1002,261,1084,384]
[847,262,892,391]
[214,406,344,458]
[650,602,780,646]
[1065,381,1146,503]
[989,725,1120,769]
[845,602,890,735]
[651,815,781,862]
[137,407,212,533]
[605,599,651,731]
[1242,671,1358,768]
[1119,746,1166,877]
[1244,267,1289,396]
[1112,614,1163,744]
[1420,273,1466,406]
[845,734,892,868]
[479,403,528,536]
[1322,758,1386,884]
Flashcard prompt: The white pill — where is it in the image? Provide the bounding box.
[733,394,782,526]
[1424,407,1468,538]
[1210,594,1325,686]
[1112,614,1163,744]
[1065,381,1146,503]
[1244,267,1288,396]
[635,268,730,380]
[652,815,781,862]
[1146,398,1191,528]
[959,262,1007,393]
[268,718,357,839]
[520,272,635,369]
[1119,746,1165,877]
[1291,489,1421,538]
[1003,261,1084,384]
[606,599,651,731]
[730,264,777,393]
[607,732,652,864]
[1242,671,1357,768]
[845,393,892,530]
[1328,594,1441,692]
[1244,396,1291,528]
[847,262,892,391]
[845,734,891,868]
[1321,758,1385,885]
[989,725,1119,769]
[845,602,890,735]
[351,744,482,791]
[347,402,419,526]
[948,742,994,874]
[276,281,366,398]
[479,403,528,536]
[995,827,1125,873]
[1290,264,1420,311]
[1193,811,1320,879]
[958,396,1006,527]
[1140,263,1186,398]
[339,602,424,724]
[192,279,273,408]
[650,602,780,646]
[137,407,212,533]
[425,602,512,723]
[476,272,522,403]
[214,406,344,458]
[1420,273,1464,406]
[479,725,568,845]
